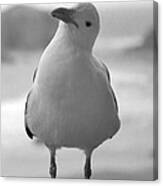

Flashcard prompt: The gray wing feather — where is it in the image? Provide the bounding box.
[24,67,38,139]
[102,63,119,113]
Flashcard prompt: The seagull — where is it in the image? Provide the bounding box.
[24,3,120,179]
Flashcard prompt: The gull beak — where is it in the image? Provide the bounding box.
[51,8,78,28]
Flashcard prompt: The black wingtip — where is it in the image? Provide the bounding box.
[32,68,37,83]
[24,91,34,140]
[25,124,33,139]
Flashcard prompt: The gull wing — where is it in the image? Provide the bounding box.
[32,68,38,82]
[24,67,38,139]
[24,92,34,139]
[102,62,119,113]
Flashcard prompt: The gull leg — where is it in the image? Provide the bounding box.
[49,148,57,178]
[84,151,92,179]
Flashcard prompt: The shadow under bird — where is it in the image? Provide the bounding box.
[25,3,120,179]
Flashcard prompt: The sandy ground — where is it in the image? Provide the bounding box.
[1,48,154,180]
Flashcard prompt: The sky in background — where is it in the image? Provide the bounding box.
[2,0,152,38]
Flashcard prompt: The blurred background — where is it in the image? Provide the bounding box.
[1,1,155,180]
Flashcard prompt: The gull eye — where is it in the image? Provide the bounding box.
[85,21,92,27]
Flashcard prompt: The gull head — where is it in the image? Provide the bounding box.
[51,3,100,51]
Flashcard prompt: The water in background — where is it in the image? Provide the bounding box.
[1,1,155,180]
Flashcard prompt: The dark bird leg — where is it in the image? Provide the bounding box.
[84,151,92,179]
[49,148,57,178]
